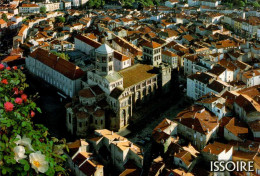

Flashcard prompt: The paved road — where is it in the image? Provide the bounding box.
[127,97,184,145]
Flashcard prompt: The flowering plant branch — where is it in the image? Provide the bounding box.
[0,64,68,175]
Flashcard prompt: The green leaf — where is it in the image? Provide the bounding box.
[24,162,30,171]
[2,134,8,142]
[19,159,28,165]
[36,107,42,113]
[21,121,27,127]
[0,142,5,151]
[2,168,6,175]
[4,96,9,102]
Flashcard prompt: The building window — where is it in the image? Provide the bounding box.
[109,65,113,71]
[79,122,82,128]
[102,67,106,72]
[101,120,103,124]
[109,56,112,62]
[95,120,97,124]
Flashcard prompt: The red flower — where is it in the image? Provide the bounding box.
[21,66,24,70]
[1,79,8,85]
[21,94,27,102]
[15,98,23,105]
[13,87,19,95]
[13,66,17,70]
[4,102,14,112]
[19,90,24,94]
[31,111,35,117]
[6,67,11,70]
[0,64,4,70]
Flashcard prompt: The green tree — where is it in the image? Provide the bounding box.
[55,16,65,23]
[2,13,8,22]
[154,0,160,6]
[253,1,260,7]
[87,0,96,8]
[51,51,70,61]
[40,6,47,13]
[238,0,245,7]
[22,18,28,23]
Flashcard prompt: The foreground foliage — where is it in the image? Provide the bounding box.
[0,64,68,175]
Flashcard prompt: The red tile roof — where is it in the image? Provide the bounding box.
[142,41,161,49]
[176,105,218,134]
[75,34,101,49]
[114,51,130,61]
[21,4,39,7]
[225,118,248,138]
[1,55,21,63]
[202,141,232,155]
[29,48,85,80]
[162,50,177,57]
[0,19,6,25]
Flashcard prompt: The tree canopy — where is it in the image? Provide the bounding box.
[40,6,47,14]
[2,13,8,22]
[51,51,70,61]
[55,16,65,23]
[87,0,159,8]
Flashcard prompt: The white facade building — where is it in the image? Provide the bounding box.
[19,4,40,14]
[242,69,260,87]
[38,3,60,12]
[165,0,179,8]
[26,48,85,97]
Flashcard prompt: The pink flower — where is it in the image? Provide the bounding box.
[0,64,4,70]
[6,67,11,70]
[31,111,35,117]
[15,98,23,105]
[13,66,17,70]
[13,87,19,95]
[21,94,27,102]
[1,79,8,85]
[4,102,14,112]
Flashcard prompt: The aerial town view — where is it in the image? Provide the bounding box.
[0,0,260,175]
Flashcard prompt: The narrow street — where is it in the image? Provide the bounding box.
[125,94,186,176]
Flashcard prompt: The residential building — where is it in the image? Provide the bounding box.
[165,0,179,8]
[152,118,178,153]
[19,4,40,14]
[142,41,162,67]
[162,50,178,69]
[25,48,85,98]
[242,69,260,87]
[196,93,230,120]
[175,105,219,150]
[202,141,233,162]
[88,129,143,172]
